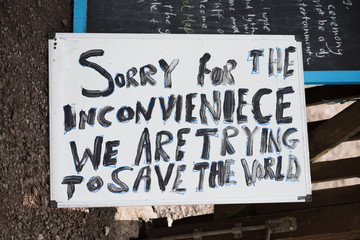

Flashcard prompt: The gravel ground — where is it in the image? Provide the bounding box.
[0,1,212,239]
[0,1,125,239]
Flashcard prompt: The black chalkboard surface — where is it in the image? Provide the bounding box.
[86,0,359,72]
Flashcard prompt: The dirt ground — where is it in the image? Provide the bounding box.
[1,1,359,239]
[0,1,212,239]
[0,0,123,239]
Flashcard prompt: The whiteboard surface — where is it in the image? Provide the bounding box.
[49,33,311,207]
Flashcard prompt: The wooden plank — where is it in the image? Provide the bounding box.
[308,121,360,141]
[311,157,360,183]
[279,230,360,240]
[173,214,215,227]
[145,203,360,240]
[254,185,360,215]
[308,100,360,161]
[214,185,360,220]
[307,120,326,131]
[305,85,360,106]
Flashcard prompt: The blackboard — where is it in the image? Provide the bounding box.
[49,33,311,207]
[82,0,360,75]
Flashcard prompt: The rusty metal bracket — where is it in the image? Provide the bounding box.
[192,229,202,240]
[267,217,297,234]
[232,223,242,239]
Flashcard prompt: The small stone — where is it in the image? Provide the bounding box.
[105,226,110,236]
[61,19,67,27]
[9,129,15,134]
[37,0,42,8]
[50,227,57,235]
[37,234,44,240]
[32,186,38,196]
[64,228,71,237]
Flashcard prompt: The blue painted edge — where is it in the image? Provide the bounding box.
[304,70,360,85]
[73,0,87,33]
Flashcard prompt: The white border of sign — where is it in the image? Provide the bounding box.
[49,33,311,208]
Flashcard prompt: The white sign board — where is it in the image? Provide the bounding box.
[49,33,311,208]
